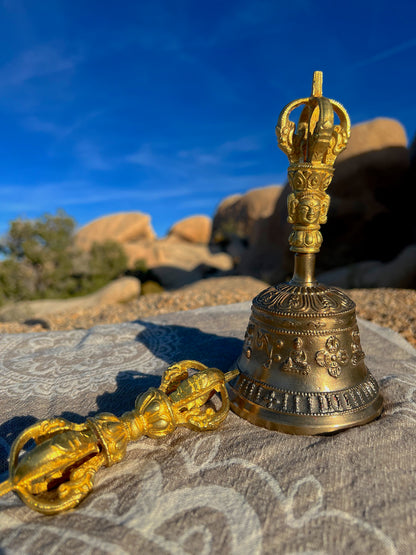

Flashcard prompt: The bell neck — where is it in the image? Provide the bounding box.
[290,253,316,286]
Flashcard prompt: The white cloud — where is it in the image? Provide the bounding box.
[218,136,261,154]
[23,110,101,141]
[126,136,263,175]
[177,149,220,166]
[75,140,112,171]
[0,44,81,89]
[24,116,69,138]
[349,37,416,70]
[0,181,198,215]
[125,144,159,167]
[0,170,285,219]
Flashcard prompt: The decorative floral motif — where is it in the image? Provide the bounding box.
[316,336,349,377]
[254,283,354,315]
[0,323,176,399]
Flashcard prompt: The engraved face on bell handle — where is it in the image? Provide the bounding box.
[275,70,351,273]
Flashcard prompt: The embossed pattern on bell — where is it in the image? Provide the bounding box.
[227,71,383,434]
[232,372,379,417]
[254,283,355,315]
[235,284,368,393]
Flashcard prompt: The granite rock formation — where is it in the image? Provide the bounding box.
[211,185,283,263]
[168,215,212,244]
[0,277,141,322]
[238,118,413,285]
[76,212,156,251]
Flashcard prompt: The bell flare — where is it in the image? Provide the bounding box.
[227,283,383,435]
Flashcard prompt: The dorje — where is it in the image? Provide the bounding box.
[227,71,383,434]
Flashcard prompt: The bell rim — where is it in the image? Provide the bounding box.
[227,376,383,435]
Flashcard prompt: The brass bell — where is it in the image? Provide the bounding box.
[227,71,383,434]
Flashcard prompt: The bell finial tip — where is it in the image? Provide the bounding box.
[312,71,323,97]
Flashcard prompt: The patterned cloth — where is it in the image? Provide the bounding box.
[1,302,415,554]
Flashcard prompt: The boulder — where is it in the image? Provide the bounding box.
[150,240,233,289]
[238,118,411,284]
[121,238,233,289]
[336,117,407,161]
[123,239,164,269]
[168,215,212,244]
[211,185,283,245]
[93,276,141,304]
[0,277,141,322]
[317,244,416,289]
[76,212,155,251]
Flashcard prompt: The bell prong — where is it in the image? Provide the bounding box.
[312,70,323,97]
[224,369,239,382]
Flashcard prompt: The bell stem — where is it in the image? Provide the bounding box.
[290,253,316,285]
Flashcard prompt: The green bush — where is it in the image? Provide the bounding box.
[76,240,128,295]
[0,211,129,305]
[141,280,164,295]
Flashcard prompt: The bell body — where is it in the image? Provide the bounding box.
[228,72,383,434]
[227,282,383,434]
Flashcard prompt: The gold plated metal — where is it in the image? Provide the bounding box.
[0,361,238,514]
[227,71,383,434]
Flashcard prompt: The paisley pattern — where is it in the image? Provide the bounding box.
[254,283,355,316]
[1,305,415,554]
[0,323,174,399]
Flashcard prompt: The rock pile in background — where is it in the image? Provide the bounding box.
[76,213,232,289]
[74,117,416,291]
[76,212,155,250]
[211,185,283,263]
[3,116,415,330]
[231,118,416,287]
[168,215,212,244]
[0,276,141,323]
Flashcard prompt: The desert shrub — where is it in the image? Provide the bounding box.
[133,258,148,274]
[0,211,128,305]
[76,240,128,294]
[125,257,160,286]
[141,280,164,295]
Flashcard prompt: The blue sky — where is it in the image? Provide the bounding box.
[0,0,415,237]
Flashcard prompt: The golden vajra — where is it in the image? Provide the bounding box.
[0,361,238,515]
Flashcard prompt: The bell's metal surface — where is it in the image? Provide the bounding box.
[227,71,383,434]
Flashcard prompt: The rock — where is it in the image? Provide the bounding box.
[76,212,155,251]
[150,240,233,289]
[0,277,141,322]
[168,215,212,244]
[123,239,164,269]
[211,185,283,245]
[120,237,233,289]
[336,117,407,161]
[151,239,233,289]
[317,244,416,289]
[238,118,411,284]
[93,277,141,304]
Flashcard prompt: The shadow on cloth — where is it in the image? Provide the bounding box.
[0,321,243,475]
[133,320,243,371]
